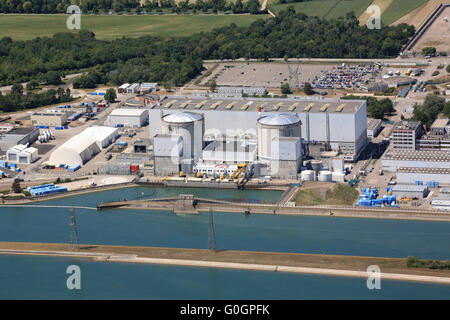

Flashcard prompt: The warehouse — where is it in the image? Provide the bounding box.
[31,112,69,127]
[6,145,38,164]
[396,167,450,186]
[47,134,100,167]
[382,150,450,171]
[140,83,158,93]
[118,83,130,94]
[108,108,148,127]
[79,126,119,148]
[0,127,39,151]
[0,122,14,132]
[391,185,429,198]
[127,83,140,94]
[149,96,367,162]
[431,199,450,211]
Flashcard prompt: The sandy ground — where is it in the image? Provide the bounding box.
[358,0,392,26]
[410,5,450,53]
[0,242,449,284]
[393,0,450,29]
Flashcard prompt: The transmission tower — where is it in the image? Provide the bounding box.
[208,210,217,251]
[69,208,80,250]
[286,60,301,91]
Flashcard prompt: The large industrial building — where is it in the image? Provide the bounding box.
[47,126,117,167]
[0,127,39,151]
[149,96,367,162]
[48,135,100,167]
[148,96,366,180]
[391,121,424,150]
[31,112,69,127]
[382,150,450,171]
[108,108,148,127]
[397,167,450,186]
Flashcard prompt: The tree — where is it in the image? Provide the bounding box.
[26,80,39,91]
[446,64,450,73]
[422,47,436,55]
[12,180,22,193]
[11,83,23,95]
[44,71,62,85]
[412,95,446,128]
[280,83,291,94]
[208,79,217,92]
[444,101,450,118]
[303,82,313,95]
[104,88,117,103]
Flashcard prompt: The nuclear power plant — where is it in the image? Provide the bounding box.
[148,95,367,181]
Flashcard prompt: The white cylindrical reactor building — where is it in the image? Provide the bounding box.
[257,113,301,160]
[161,111,204,161]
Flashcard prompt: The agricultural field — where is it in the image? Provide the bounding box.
[0,14,267,41]
[269,0,373,19]
[381,0,429,25]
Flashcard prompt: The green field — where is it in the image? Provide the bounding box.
[0,14,267,40]
[381,0,428,25]
[269,0,373,19]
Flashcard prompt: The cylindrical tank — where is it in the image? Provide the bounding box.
[301,170,315,181]
[257,113,301,160]
[332,171,345,182]
[318,170,332,182]
[161,111,204,161]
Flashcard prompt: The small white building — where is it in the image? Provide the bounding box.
[118,83,130,94]
[140,82,158,93]
[108,108,148,127]
[431,199,450,211]
[0,122,14,132]
[7,144,38,164]
[127,83,140,94]
[193,163,238,177]
[7,144,27,162]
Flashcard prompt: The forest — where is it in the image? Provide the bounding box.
[0,0,263,14]
[0,84,73,113]
[0,9,415,92]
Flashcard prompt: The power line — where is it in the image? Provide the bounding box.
[69,207,80,250]
[208,209,217,251]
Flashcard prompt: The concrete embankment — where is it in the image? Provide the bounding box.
[0,242,449,284]
[97,197,450,222]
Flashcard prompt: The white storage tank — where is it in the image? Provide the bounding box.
[161,111,204,161]
[318,170,333,182]
[257,113,301,160]
[332,171,345,182]
[301,170,315,181]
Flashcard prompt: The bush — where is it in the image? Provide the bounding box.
[432,71,440,76]
[22,190,31,197]
[280,83,292,94]
[422,47,436,55]
[447,65,450,73]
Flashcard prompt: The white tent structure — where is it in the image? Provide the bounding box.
[48,135,100,167]
[79,126,119,148]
